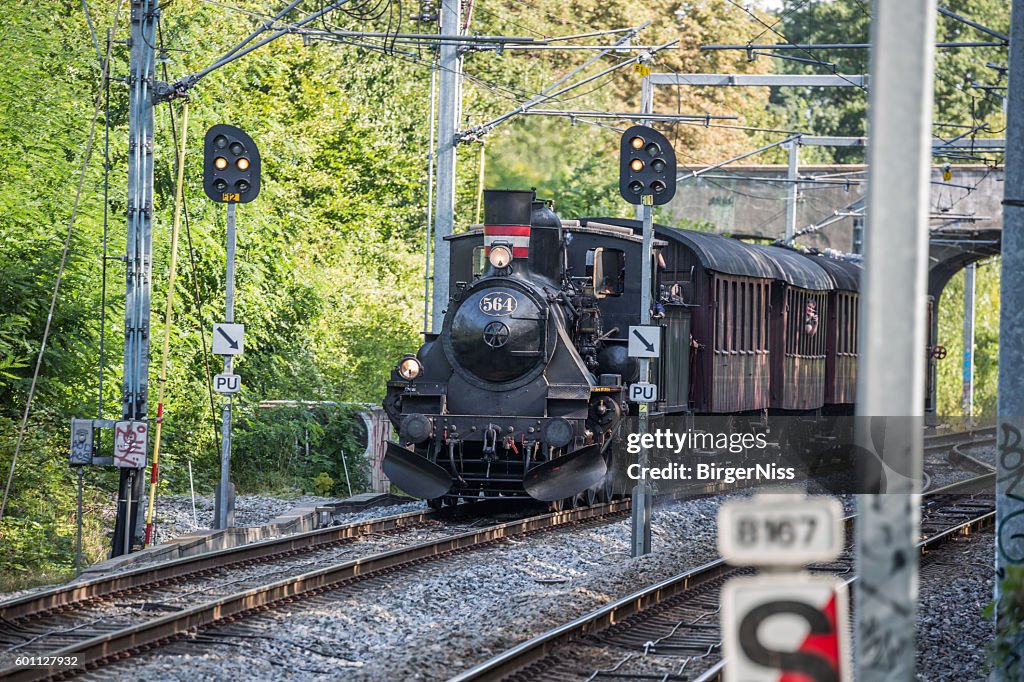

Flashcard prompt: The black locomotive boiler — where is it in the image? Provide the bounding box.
[382,188,863,506]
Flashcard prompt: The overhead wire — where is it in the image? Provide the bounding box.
[722,0,868,92]
[81,0,104,62]
[747,0,813,44]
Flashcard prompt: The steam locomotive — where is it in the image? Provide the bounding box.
[381,189,862,507]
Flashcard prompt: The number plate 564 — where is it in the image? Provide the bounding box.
[479,291,518,316]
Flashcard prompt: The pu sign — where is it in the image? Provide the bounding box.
[214,373,241,395]
[722,574,851,682]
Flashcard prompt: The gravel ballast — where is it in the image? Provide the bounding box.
[81,495,724,681]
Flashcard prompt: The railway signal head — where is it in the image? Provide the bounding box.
[619,125,676,206]
[203,124,261,204]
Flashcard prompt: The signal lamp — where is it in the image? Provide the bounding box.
[397,355,422,381]
[204,124,261,204]
[488,244,513,269]
[619,125,676,206]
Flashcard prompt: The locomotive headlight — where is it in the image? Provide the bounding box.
[488,244,513,269]
[397,354,422,381]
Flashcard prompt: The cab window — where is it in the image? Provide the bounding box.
[591,248,625,297]
[472,246,487,278]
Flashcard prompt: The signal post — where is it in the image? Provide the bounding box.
[203,125,261,529]
[618,125,675,557]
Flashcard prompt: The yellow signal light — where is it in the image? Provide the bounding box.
[630,158,644,172]
[237,158,250,171]
[630,136,645,150]
[214,157,228,170]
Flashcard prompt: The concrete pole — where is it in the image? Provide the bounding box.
[216,202,237,529]
[995,2,1024,675]
[962,262,975,418]
[785,140,799,241]
[854,1,936,679]
[631,202,653,557]
[430,0,462,334]
[112,0,157,557]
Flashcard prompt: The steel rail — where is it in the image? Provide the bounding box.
[0,507,439,622]
[1,500,630,681]
[923,425,996,449]
[451,476,995,681]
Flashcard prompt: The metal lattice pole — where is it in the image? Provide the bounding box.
[430,0,462,334]
[112,0,157,557]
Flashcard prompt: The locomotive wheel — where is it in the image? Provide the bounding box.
[585,487,598,506]
[549,498,564,512]
[427,497,443,511]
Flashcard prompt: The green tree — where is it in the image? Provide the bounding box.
[771,0,1008,163]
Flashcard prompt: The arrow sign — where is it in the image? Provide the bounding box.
[212,323,245,356]
[628,325,661,358]
[633,328,655,352]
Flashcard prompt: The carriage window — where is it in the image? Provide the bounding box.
[591,248,625,297]
[472,246,487,278]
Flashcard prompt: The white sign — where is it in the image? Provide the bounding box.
[718,496,844,566]
[628,325,660,358]
[722,574,851,682]
[214,373,241,395]
[628,382,658,403]
[113,420,148,468]
[212,323,245,356]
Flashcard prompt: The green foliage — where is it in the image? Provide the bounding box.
[312,472,335,497]
[231,403,364,495]
[936,260,1000,416]
[985,564,1024,680]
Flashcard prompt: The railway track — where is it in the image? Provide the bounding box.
[0,499,630,681]
[1,427,993,680]
[923,431,996,491]
[451,475,996,682]
[923,425,995,453]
